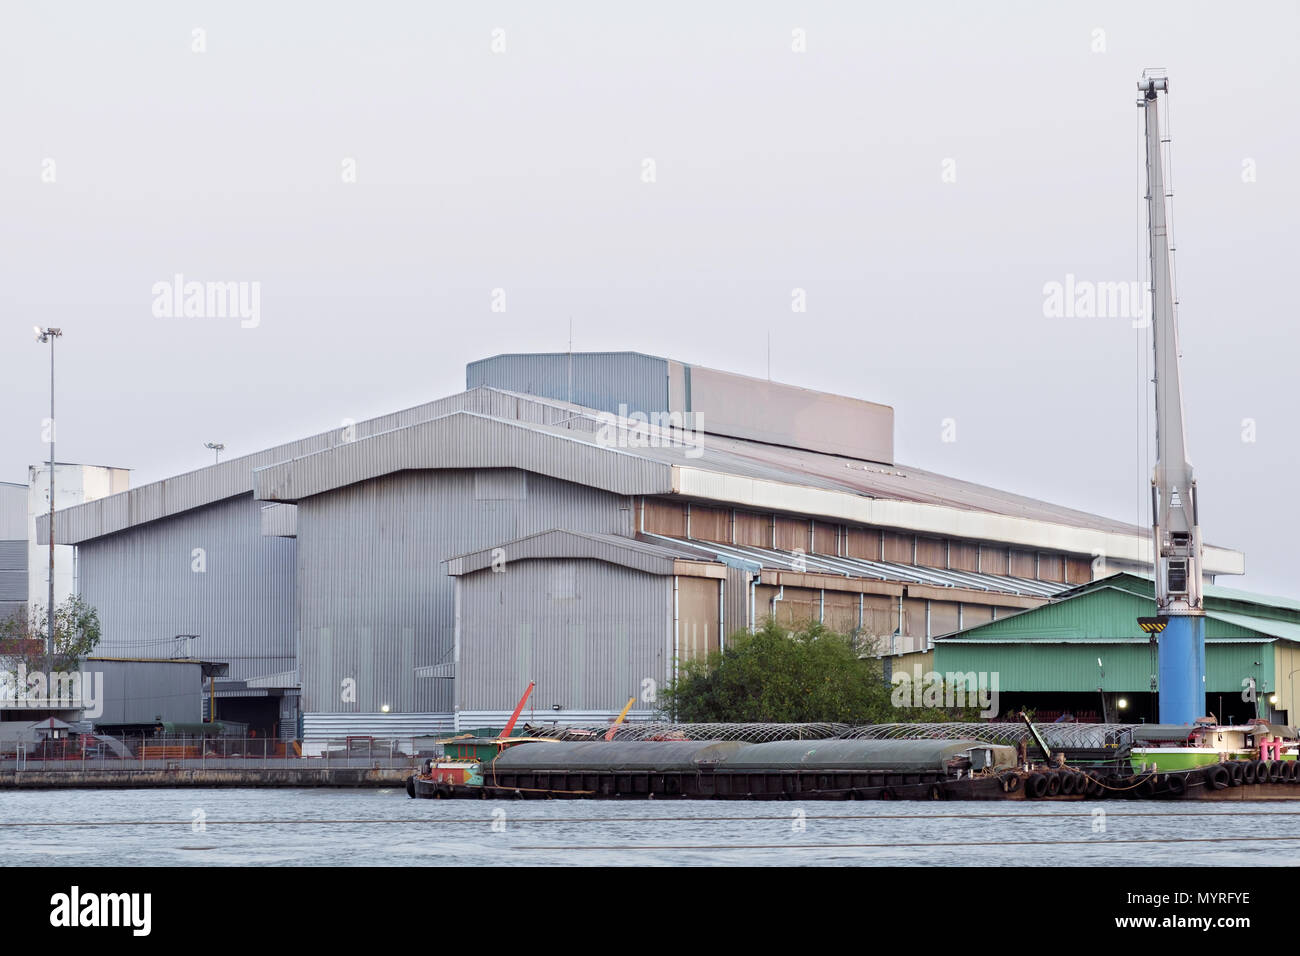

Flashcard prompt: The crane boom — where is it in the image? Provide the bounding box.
[1138,72,1206,725]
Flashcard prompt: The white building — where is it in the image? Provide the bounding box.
[26,463,129,616]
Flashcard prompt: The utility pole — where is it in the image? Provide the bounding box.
[204,442,225,464]
[35,326,62,707]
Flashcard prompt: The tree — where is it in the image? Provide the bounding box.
[0,595,102,675]
[660,617,979,724]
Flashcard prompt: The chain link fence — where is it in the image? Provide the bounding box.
[0,735,423,772]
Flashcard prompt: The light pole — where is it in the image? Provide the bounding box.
[204,442,224,464]
[35,326,61,707]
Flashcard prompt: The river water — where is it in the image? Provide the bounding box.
[3,788,1299,866]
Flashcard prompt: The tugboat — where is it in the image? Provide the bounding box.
[406,681,549,798]
[1130,717,1298,773]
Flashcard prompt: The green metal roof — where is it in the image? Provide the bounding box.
[938,583,1300,645]
[1062,572,1300,622]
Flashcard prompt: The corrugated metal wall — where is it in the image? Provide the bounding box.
[0,538,26,621]
[296,469,637,717]
[455,559,671,715]
[723,566,751,640]
[467,352,670,416]
[76,495,296,681]
[89,659,204,725]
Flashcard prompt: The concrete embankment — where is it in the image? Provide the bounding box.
[0,767,412,789]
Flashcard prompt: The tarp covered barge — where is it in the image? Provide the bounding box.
[464,738,1018,799]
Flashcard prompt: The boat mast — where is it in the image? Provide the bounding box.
[1138,71,1206,725]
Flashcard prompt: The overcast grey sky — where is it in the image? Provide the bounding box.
[2,1,1296,594]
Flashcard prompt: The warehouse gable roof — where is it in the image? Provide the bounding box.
[38,380,1244,574]
[937,583,1300,645]
[446,529,725,579]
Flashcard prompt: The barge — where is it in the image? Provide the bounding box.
[407,718,1300,802]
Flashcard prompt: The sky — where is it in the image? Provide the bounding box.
[2,1,1296,594]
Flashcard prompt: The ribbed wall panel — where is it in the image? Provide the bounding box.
[467,352,670,416]
[456,560,672,715]
[0,485,27,539]
[75,495,296,681]
[89,659,204,725]
[724,566,750,639]
[302,712,455,741]
[296,470,637,717]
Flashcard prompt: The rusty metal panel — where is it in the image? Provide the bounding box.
[862,594,899,641]
[769,586,820,626]
[882,532,914,564]
[915,536,945,568]
[981,545,1011,575]
[1065,556,1094,584]
[903,598,927,639]
[733,510,769,548]
[677,575,720,661]
[773,517,807,552]
[929,600,960,639]
[1008,549,1036,578]
[948,541,979,572]
[844,527,882,561]
[811,521,839,556]
[961,604,993,628]
[1037,553,1065,583]
[823,590,858,634]
[689,505,730,544]
[642,498,686,537]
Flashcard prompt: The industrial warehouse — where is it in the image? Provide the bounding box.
[29,351,1247,748]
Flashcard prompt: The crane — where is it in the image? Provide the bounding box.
[1137,72,1205,726]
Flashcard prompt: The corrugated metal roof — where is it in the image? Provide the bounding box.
[43,379,1243,571]
[645,534,1067,598]
[1206,610,1300,644]
[1069,571,1300,615]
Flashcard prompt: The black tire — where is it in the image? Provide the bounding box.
[1002,774,1022,793]
[405,775,416,798]
[1252,760,1270,783]
[1269,761,1285,783]
[1046,772,1062,797]
[1207,765,1230,790]
[1164,774,1187,796]
[1025,773,1049,798]
[1242,761,1258,784]
[1059,773,1077,796]
[1228,761,1244,786]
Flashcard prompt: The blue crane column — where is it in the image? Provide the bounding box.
[1139,74,1206,725]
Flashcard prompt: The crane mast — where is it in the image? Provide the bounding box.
[1138,72,1205,726]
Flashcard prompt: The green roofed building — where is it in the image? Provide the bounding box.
[931,572,1300,726]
